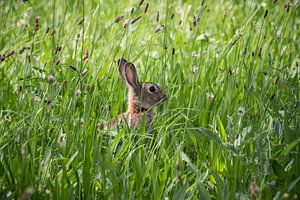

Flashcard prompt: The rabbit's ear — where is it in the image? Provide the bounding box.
[118,58,140,91]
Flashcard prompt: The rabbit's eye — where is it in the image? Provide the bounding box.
[149,86,156,92]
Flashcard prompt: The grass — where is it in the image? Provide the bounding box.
[0,0,299,199]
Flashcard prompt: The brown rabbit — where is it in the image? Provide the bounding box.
[103,58,167,129]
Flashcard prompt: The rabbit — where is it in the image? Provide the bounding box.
[100,57,167,130]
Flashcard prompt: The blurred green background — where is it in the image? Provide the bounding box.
[0,0,299,199]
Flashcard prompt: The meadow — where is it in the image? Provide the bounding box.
[0,0,299,199]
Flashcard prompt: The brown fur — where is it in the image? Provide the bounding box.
[99,58,166,130]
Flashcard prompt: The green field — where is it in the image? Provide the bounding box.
[1,0,299,199]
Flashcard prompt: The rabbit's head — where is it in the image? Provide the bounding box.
[118,58,167,110]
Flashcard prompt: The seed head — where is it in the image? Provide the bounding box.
[285,3,291,12]
[123,19,130,28]
[130,7,135,14]
[78,17,85,25]
[69,65,78,72]
[192,16,199,26]
[130,16,142,24]
[19,46,30,54]
[86,84,91,92]
[98,121,105,130]
[270,93,276,100]
[192,66,198,74]
[206,92,215,100]
[34,16,40,31]
[273,74,280,84]
[83,48,89,61]
[138,0,144,6]
[47,75,55,83]
[5,50,15,58]
[264,10,268,18]
[238,106,245,115]
[154,24,164,33]
[76,117,84,125]
[178,19,182,25]
[232,39,238,46]
[58,129,66,147]
[27,127,33,137]
[76,33,80,43]
[235,29,244,37]
[257,47,262,58]
[27,7,33,12]
[21,144,28,156]
[170,13,175,20]
[55,46,62,54]
[51,29,56,37]
[224,11,228,17]
[4,115,12,123]
[44,98,51,105]
[172,48,175,56]
[34,95,41,102]
[60,80,67,89]
[81,68,88,76]
[114,16,124,23]
[76,88,82,95]
[144,3,149,13]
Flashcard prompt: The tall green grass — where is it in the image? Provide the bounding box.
[0,0,299,199]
